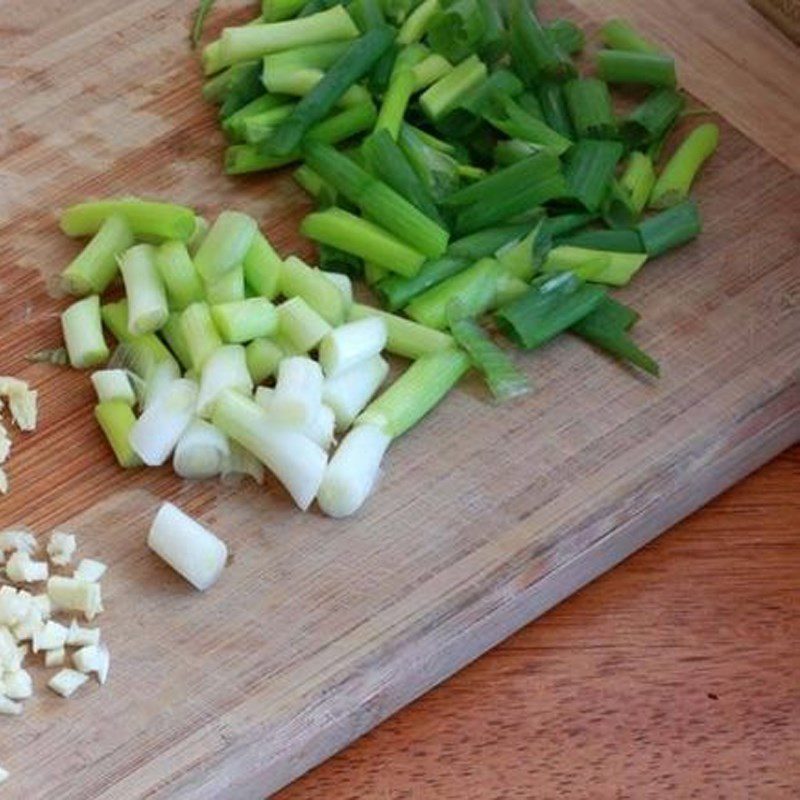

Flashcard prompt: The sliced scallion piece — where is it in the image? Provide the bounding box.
[243,231,282,300]
[277,296,333,352]
[596,50,677,88]
[173,418,230,479]
[118,244,170,336]
[563,78,617,139]
[543,245,648,286]
[323,354,389,429]
[319,317,387,377]
[280,254,347,325]
[160,313,194,371]
[61,296,109,369]
[621,88,685,149]
[180,302,223,371]
[397,0,440,45]
[94,401,141,468]
[419,54,487,120]
[272,356,324,426]
[60,199,197,241]
[619,151,657,215]
[637,199,702,257]
[204,264,246,304]
[557,228,644,254]
[90,369,136,406]
[599,19,661,54]
[564,139,624,212]
[211,298,279,343]
[245,338,284,383]
[155,241,205,311]
[193,211,257,283]
[196,345,253,418]
[508,0,575,83]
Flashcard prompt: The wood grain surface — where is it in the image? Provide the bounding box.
[279,445,800,800]
[0,0,798,797]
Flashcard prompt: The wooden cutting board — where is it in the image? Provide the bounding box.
[0,1,798,797]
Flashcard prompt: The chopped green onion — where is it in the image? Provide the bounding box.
[596,50,677,88]
[572,297,659,375]
[155,241,205,311]
[61,214,134,295]
[109,338,180,408]
[262,39,352,77]
[348,303,455,358]
[322,270,353,307]
[255,388,335,450]
[411,53,453,90]
[484,96,572,155]
[427,0,485,62]
[60,199,197,241]
[361,130,444,225]
[212,389,328,510]
[419,54,487,120]
[272,356,324,426]
[447,309,531,402]
[294,163,336,204]
[406,257,501,330]
[363,261,386,286]
[397,123,461,202]
[118,244,169,336]
[397,0,439,45]
[376,255,468,311]
[129,378,198,466]
[557,228,644,253]
[215,7,359,67]
[263,67,371,107]
[94,401,141,468]
[61,295,109,369]
[180,302,223,370]
[323,354,389,429]
[375,65,417,140]
[303,141,449,258]
[245,337,284,383]
[637,198,702,256]
[187,216,209,255]
[204,264,246,304]
[262,0,308,22]
[280,254,347,325]
[546,18,585,55]
[536,81,574,139]
[619,151,657,215]
[90,369,136,406]
[649,123,719,208]
[242,231,282,300]
[493,273,529,306]
[563,78,617,139]
[160,313,194,371]
[495,272,606,349]
[565,139,624,212]
[317,424,390,517]
[599,19,661,54]
[277,296,332,352]
[621,88,685,149]
[349,0,387,32]
[263,26,394,156]
[496,221,547,282]
[301,208,427,277]
[193,210,257,283]
[602,179,640,229]
[173,419,230,479]
[543,245,648,286]
[197,345,253,418]
[357,348,469,437]
[509,0,575,83]
[211,298,278,343]
[239,104,296,144]
[203,40,225,75]
[540,212,597,239]
[319,317,387,377]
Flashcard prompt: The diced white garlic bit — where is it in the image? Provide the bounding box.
[0,376,38,432]
[0,530,37,554]
[46,531,77,567]
[13,611,45,642]
[74,558,107,583]
[0,764,8,783]
[3,668,32,700]
[32,620,68,653]
[147,502,228,591]
[0,626,20,671]
[0,695,22,715]
[44,647,66,668]
[0,586,29,626]
[32,593,52,620]
[65,619,101,648]
[48,668,88,698]
[73,644,110,683]
[5,551,48,583]
[47,576,103,621]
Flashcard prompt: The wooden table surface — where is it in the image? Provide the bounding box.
[277,1,800,797]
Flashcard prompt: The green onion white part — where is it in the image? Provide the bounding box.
[322,354,390,431]
[212,389,328,510]
[316,424,391,517]
[277,296,332,352]
[196,345,253,418]
[204,263,246,304]
[173,419,231,479]
[118,244,169,336]
[211,297,279,343]
[192,210,257,282]
[245,338,284,383]
[147,502,228,591]
[320,271,353,308]
[318,317,387,377]
[271,356,324,426]
[90,370,136,406]
[128,379,198,466]
[256,387,336,450]
[61,295,109,369]
[180,302,223,371]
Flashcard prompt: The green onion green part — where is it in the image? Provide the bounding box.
[637,198,702,256]
[596,50,677,88]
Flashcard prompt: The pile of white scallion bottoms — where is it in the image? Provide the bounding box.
[57,198,465,517]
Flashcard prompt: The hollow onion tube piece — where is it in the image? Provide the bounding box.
[61,295,109,369]
[600,19,661,54]
[60,199,197,241]
[256,387,336,449]
[90,369,136,405]
[277,296,332,352]
[649,123,719,209]
[596,50,676,88]
[155,241,205,311]
[637,199,702,257]
[348,303,454,359]
[94,401,141,468]
[160,313,194,371]
[323,354,390,430]
[205,264,246,304]
[420,54,487,121]
[321,271,353,308]
[212,390,328,510]
[317,424,390,517]
[619,151,657,215]
[216,7,359,67]
[319,317,387,377]
[243,232,282,299]
[280,255,347,325]
[181,303,223,371]
[119,244,170,336]
[173,419,231,479]
[193,211,257,283]
[129,379,198,466]
[197,345,253,419]
[245,338,284,383]
[211,298,279,343]
[148,502,228,591]
[358,348,469,437]
[187,215,209,255]
[61,214,134,295]
[272,356,323,426]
